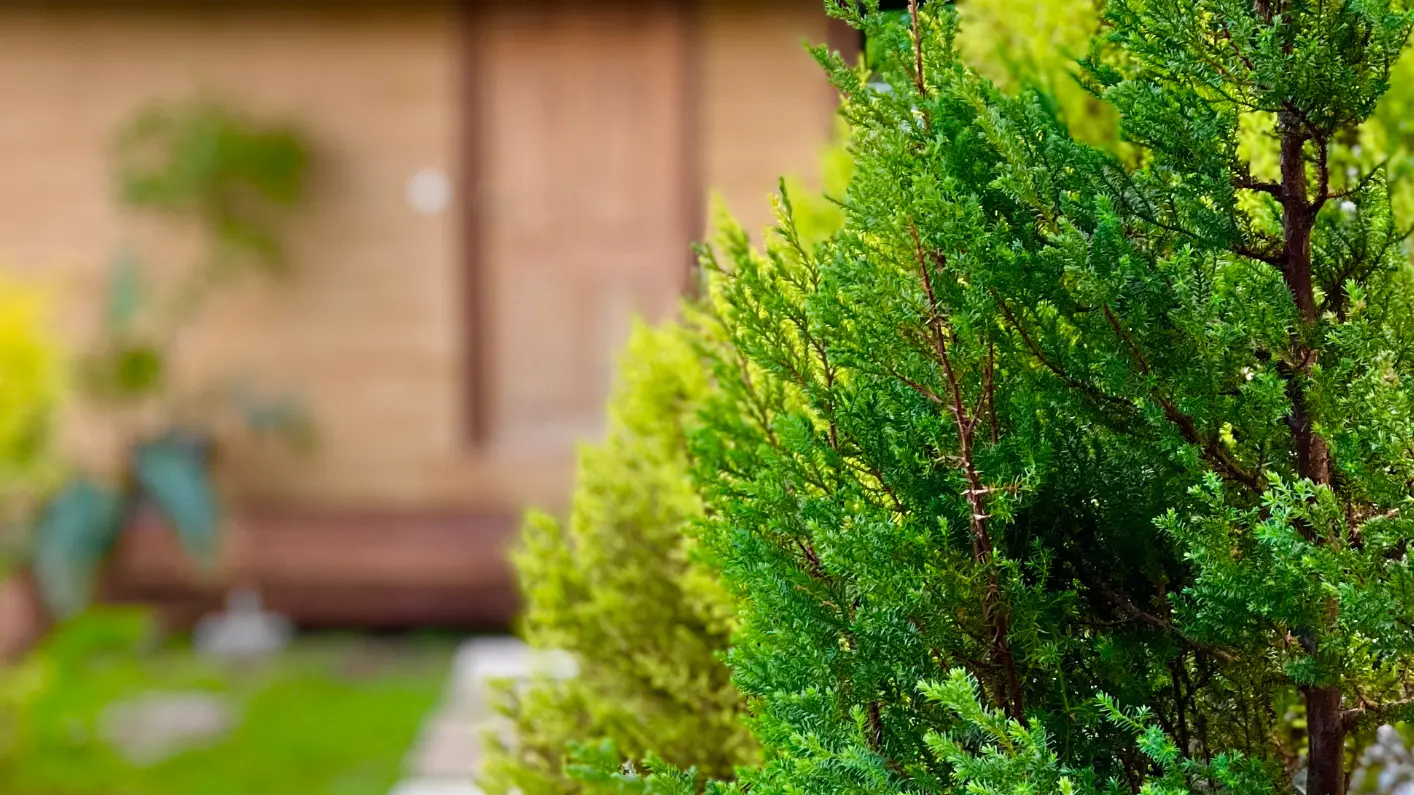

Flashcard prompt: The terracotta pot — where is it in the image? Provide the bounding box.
[0,570,49,663]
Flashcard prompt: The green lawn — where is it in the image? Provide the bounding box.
[0,608,453,795]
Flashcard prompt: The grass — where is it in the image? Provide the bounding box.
[0,607,454,795]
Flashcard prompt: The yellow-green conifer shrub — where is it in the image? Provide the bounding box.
[480,320,756,795]
[483,126,853,794]
[0,283,61,566]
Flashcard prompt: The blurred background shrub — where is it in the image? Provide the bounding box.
[0,282,62,576]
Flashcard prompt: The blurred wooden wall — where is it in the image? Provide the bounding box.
[0,0,841,625]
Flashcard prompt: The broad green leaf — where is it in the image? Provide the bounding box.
[133,437,219,564]
[32,479,121,618]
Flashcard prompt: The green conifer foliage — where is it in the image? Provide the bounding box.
[673,3,1414,795]
[480,321,756,795]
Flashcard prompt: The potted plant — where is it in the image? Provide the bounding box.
[27,98,313,620]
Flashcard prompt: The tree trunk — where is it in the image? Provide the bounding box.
[1275,112,1346,795]
[1304,684,1347,795]
[1279,120,1318,325]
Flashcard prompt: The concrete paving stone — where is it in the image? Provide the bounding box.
[388,778,483,795]
[455,637,578,683]
[393,636,573,794]
[409,718,484,777]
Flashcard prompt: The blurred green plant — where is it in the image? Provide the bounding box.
[0,608,448,795]
[30,99,312,618]
[113,99,306,275]
[956,0,1120,151]
[0,283,63,577]
[86,98,310,403]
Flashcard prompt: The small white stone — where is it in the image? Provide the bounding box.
[194,589,293,661]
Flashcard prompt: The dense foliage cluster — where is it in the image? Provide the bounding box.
[672,2,1414,795]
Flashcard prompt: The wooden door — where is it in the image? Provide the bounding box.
[467,2,693,453]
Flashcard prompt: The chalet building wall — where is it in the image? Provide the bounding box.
[0,0,839,518]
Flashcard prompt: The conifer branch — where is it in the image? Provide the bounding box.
[1341,696,1414,730]
[865,701,908,777]
[1234,175,1283,198]
[1102,305,1152,375]
[1102,305,1263,491]
[889,365,948,407]
[908,223,1024,720]
[795,537,830,583]
[994,294,1137,414]
[1233,241,1285,267]
[848,458,907,515]
[1080,570,1236,663]
[1326,159,1388,202]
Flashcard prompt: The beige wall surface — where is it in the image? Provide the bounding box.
[701,0,839,236]
[0,0,838,516]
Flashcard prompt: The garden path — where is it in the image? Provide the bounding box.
[389,637,575,795]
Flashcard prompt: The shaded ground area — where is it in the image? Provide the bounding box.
[0,608,456,795]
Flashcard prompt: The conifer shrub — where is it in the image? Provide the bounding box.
[0,284,61,569]
[480,321,756,795]
[594,2,1414,795]
[484,139,852,795]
